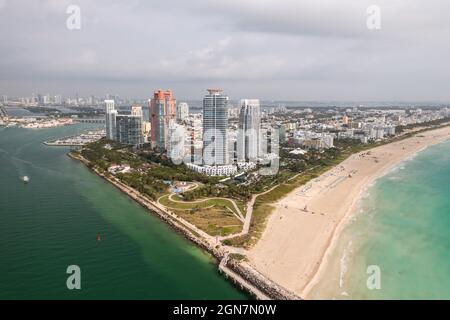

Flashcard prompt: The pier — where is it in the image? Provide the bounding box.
[219,254,270,300]
[75,118,105,124]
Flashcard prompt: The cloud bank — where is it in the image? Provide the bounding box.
[1,0,450,101]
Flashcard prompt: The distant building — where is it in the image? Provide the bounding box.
[142,121,151,143]
[203,89,229,165]
[187,163,237,176]
[365,124,395,140]
[293,130,334,150]
[176,102,189,123]
[105,100,117,140]
[274,124,286,143]
[54,95,62,105]
[104,100,144,146]
[275,105,288,113]
[343,115,349,125]
[237,99,261,162]
[131,104,143,117]
[150,90,176,150]
[43,94,51,105]
[186,162,256,177]
[228,107,240,118]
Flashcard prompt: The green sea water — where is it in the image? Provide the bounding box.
[0,125,247,299]
[309,139,450,299]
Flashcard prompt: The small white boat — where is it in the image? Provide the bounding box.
[22,176,30,183]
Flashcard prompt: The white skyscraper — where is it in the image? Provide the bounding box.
[54,95,62,105]
[105,100,117,140]
[43,94,51,105]
[237,99,261,162]
[203,89,229,165]
[167,122,185,164]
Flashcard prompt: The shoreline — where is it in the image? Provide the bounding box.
[67,152,299,300]
[247,125,450,299]
[301,145,425,298]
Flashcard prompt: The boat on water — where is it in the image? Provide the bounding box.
[22,176,30,183]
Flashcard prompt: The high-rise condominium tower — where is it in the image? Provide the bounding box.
[105,100,144,146]
[150,90,176,150]
[116,107,144,146]
[176,102,189,123]
[167,122,185,164]
[237,99,261,162]
[202,89,229,165]
[105,99,117,140]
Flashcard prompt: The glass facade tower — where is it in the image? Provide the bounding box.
[202,89,229,165]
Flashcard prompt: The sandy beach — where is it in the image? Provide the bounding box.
[247,125,450,299]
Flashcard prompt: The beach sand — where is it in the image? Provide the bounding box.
[246,126,450,299]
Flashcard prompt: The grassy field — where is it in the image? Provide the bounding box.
[171,206,242,237]
[158,195,244,237]
[159,195,242,216]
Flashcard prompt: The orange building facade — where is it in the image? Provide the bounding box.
[149,89,176,150]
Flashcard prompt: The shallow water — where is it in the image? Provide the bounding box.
[309,139,450,299]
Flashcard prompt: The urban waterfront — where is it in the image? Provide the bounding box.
[0,125,247,299]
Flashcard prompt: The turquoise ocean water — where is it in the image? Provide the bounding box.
[309,139,450,299]
[0,125,247,299]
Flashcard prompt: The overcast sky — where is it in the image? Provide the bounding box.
[1,0,450,101]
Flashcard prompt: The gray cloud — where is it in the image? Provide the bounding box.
[1,0,450,101]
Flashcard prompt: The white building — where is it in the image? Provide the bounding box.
[186,163,237,176]
[167,123,185,164]
[186,161,256,177]
[289,148,307,155]
[105,100,117,140]
[54,95,62,104]
[228,107,240,118]
[293,130,334,150]
[237,99,261,162]
[176,102,189,123]
[131,105,143,117]
[203,89,229,166]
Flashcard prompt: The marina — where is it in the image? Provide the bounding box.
[44,129,105,146]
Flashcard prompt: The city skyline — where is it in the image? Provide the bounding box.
[7,91,450,105]
[2,1,450,101]
[3,0,450,304]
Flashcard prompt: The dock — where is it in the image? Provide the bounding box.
[44,130,105,146]
[219,254,270,300]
